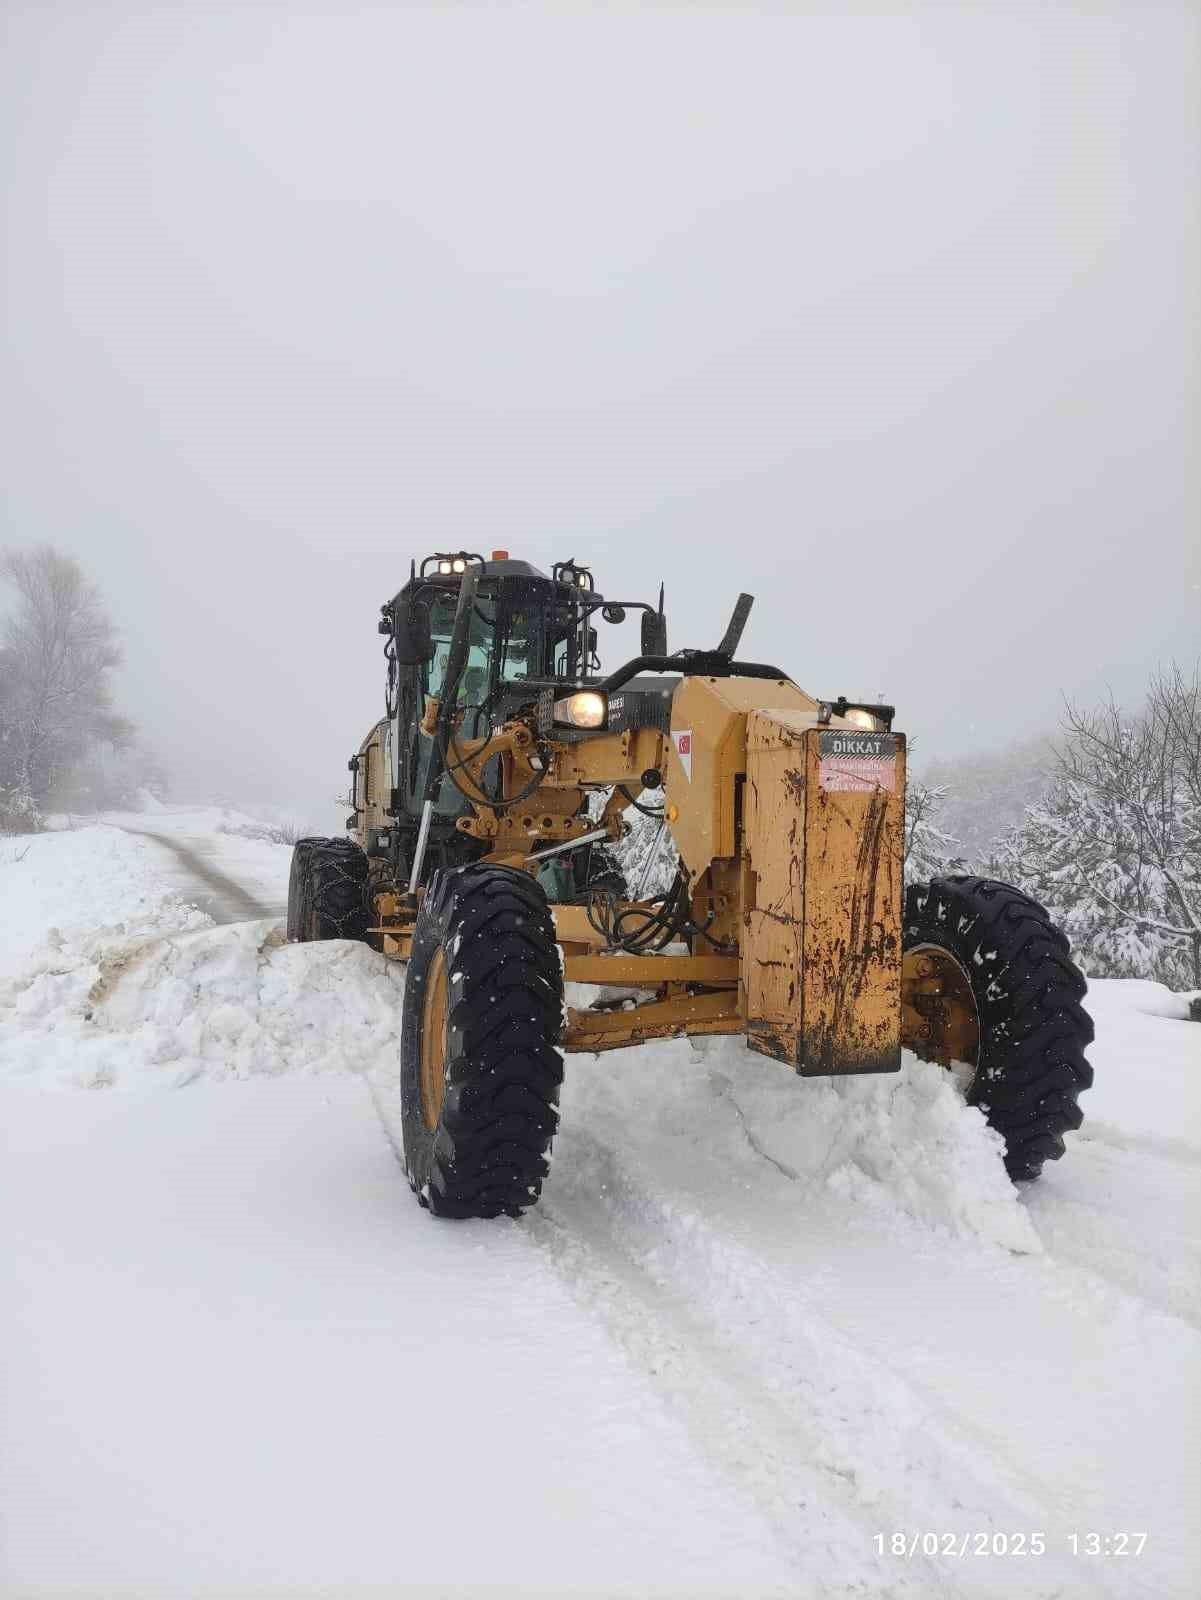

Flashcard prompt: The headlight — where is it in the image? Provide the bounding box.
[843,707,885,732]
[553,690,607,729]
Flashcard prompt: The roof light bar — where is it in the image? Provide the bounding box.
[420,551,486,578]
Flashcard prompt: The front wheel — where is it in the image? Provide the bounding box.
[400,864,564,1218]
[902,875,1094,1180]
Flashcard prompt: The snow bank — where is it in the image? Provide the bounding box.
[560,994,1041,1255]
[0,826,209,976]
[3,920,402,1091]
[8,826,1197,1240]
[0,826,399,1090]
[1082,977,1201,1151]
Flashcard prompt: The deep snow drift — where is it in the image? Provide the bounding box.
[2,821,1199,1597]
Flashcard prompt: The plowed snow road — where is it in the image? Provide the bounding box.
[112,816,286,924]
[2,819,1198,1598]
[121,826,280,922]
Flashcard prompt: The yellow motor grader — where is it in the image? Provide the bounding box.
[288,551,1092,1218]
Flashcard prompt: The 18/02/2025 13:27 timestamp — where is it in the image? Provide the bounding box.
[873,1532,1148,1559]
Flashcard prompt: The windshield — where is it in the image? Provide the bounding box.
[425,586,541,708]
[413,584,542,818]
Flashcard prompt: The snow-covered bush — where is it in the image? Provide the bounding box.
[217,816,306,847]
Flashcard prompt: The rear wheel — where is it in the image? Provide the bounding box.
[288,837,370,942]
[400,864,564,1218]
[902,875,1094,1180]
[286,837,325,941]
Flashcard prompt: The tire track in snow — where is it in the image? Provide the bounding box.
[363,1066,906,1593]
[113,826,277,924]
[366,1009,1179,1597]
[1076,1120,1201,1169]
[527,1179,943,1595]
[533,1123,1131,1600]
[1025,1142,1201,1329]
[367,1037,1187,1597]
[366,1065,928,1593]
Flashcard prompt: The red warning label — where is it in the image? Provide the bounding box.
[817,731,898,793]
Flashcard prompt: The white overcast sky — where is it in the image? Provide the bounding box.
[2,2,1198,818]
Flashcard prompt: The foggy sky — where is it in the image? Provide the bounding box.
[2,2,1198,825]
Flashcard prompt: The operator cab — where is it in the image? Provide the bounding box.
[380,550,667,854]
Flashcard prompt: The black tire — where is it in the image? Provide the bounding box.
[904,875,1094,1180]
[286,837,326,942]
[400,864,564,1218]
[289,838,370,942]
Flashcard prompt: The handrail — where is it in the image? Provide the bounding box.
[597,652,789,695]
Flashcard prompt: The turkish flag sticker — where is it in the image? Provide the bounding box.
[673,729,693,782]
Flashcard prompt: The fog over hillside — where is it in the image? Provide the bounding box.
[918,734,1059,863]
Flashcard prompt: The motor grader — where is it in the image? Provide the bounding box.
[288,551,1093,1218]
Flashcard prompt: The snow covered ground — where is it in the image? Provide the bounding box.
[1,822,1198,1597]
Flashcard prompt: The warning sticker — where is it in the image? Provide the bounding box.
[818,731,897,793]
[672,729,693,782]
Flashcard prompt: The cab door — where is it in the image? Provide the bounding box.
[395,590,495,821]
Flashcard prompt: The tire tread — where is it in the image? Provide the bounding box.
[905,874,1093,1180]
[401,864,563,1219]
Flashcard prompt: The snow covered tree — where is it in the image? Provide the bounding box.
[49,737,169,814]
[612,791,678,896]
[0,546,133,826]
[586,787,678,896]
[614,776,968,897]
[903,779,964,884]
[919,734,1056,865]
[999,665,1201,989]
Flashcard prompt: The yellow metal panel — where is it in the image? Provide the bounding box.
[665,676,815,880]
[563,953,738,985]
[742,709,815,1055]
[350,717,389,844]
[564,988,740,1053]
[743,710,906,1075]
[550,727,664,788]
[800,725,906,1075]
[551,904,611,949]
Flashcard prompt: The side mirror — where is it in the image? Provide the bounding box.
[641,609,667,656]
[394,598,434,665]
